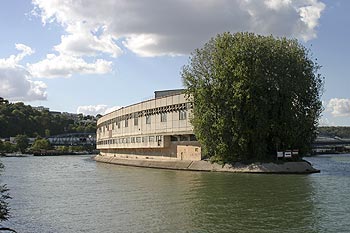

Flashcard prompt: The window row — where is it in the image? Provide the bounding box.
[98,110,187,132]
[97,135,163,145]
[97,102,192,128]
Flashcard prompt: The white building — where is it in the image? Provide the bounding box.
[96,90,201,160]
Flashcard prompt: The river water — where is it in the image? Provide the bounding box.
[0,154,349,233]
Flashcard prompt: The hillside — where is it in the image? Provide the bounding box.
[0,97,96,138]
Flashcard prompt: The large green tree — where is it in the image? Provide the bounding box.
[182,32,323,163]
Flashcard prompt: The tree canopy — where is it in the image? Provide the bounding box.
[0,99,96,138]
[14,135,29,154]
[31,138,51,151]
[182,32,323,162]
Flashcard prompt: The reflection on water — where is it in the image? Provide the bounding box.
[0,155,349,233]
[190,173,318,233]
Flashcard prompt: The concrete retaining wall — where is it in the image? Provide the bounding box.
[93,154,320,174]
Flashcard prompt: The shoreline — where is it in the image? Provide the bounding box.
[93,154,320,174]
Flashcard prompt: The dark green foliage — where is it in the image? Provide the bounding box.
[0,162,17,232]
[0,142,16,154]
[0,184,10,222]
[14,135,29,154]
[31,138,51,151]
[0,99,96,138]
[0,162,10,222]
[182,32,323,162]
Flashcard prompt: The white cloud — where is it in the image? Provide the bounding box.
[77,105,122,116]
[327,98,350,117]
[54,22,122,58]
[0,44,47,101]
[0,44,34,67]
[32,0,326,57]
[28,54,112,78]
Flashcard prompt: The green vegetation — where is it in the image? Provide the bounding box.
[0,166,9,221]
[182,32,323,163]
[14,135,29,154]
[31,138,51,151]
[0,97,96,138]
[0,163,16,232]
[0,141,16,154]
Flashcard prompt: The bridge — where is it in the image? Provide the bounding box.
[313,136,350,153]
[47,133,96,146]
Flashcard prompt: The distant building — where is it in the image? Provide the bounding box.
[62,112,82,121]
[33,106,49,111]
[96,89,201,161]
[49,111,61,116]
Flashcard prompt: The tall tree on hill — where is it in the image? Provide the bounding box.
[182,32,324,163]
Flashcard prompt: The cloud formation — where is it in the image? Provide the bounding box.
[327,98,350,117]
[32,0,325,58]
[0,44,47,101]
[0,44,34,68]
[77,105,122,116]
[28,54,112,78]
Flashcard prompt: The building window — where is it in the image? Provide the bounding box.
[131,137,135,143]
[142,136,148,143]
[146,115,151,124]
[160,112,167,122]
[136,137,141,143]
[190,135,197,141]
[134,117,138,126]
[149,136,154,142]
[180,135,188,141]
[156,135,162,146]
[125,119,128,127]
[118,122,121,129]
[179,110,187,120]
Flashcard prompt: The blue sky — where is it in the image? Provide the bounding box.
[0,0,349,126]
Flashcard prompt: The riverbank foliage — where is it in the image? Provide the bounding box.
[0,163,10,222]
[182,32,323,163]
[0,97,96,138]
[31,138,51,151]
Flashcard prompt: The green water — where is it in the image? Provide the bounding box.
[1,154,349,232]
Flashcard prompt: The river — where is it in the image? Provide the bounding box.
[0,154,349,233]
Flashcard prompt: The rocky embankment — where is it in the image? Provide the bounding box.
[93,154,320,174]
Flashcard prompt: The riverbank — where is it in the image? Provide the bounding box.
[93,154,320,174]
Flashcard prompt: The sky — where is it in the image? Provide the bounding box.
[0,0,349,126]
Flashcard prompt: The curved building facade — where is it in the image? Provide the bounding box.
[96,90,201,160]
